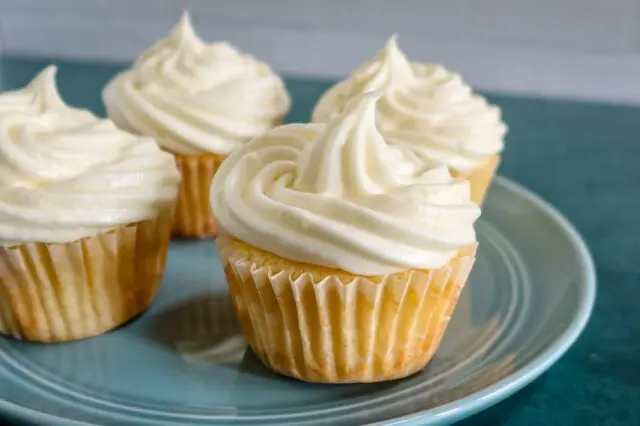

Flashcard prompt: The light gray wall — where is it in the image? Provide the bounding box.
[2,0,640,103]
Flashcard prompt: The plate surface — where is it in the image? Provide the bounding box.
[0,177,595,426]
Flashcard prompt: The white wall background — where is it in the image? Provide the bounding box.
[1,0,640,103]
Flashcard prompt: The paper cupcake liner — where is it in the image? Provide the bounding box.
[0,208,174,343]
[217,236,476,383]
[173,153,225,238]
[454,155,501,205]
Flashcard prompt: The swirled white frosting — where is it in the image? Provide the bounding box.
[312,36,506,171]
[0,66,180,246]
[211,91,480,275]
[103,12,291,156]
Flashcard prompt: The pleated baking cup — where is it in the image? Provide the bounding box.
[0,208,174,343]
[173,153,226,238]
[217,236,477,384]
[453,154,501,205]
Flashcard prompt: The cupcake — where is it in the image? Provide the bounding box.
[103,12,291,238]
[211,91,480,383]
[312,36,506,204]
[0,66,180,343]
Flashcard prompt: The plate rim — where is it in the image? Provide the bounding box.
[368,176,597,426]
[0,176,597,426]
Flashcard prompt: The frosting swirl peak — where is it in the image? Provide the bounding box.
[0,66,180,246]
[103,12,291,156]
[212,91,480,275]
[312,36,506,171]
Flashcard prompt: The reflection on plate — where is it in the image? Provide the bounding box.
[0,177,595,426]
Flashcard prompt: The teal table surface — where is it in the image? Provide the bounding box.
[1,56,639,426]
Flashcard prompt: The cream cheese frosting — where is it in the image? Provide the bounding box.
[211,91,480,276]
[0,66,180,246]
[312,36,506,172]
[103,12,291,156]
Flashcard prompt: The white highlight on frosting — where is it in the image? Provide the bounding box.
[312,36,507,171]
[103,11,291,156]
[212,91,480,275]
[0,66,180,246]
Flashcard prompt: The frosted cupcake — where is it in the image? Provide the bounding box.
[211,91,480,383]
[312,36,507,204]
[0,67,180,343]
[103,12,291,237]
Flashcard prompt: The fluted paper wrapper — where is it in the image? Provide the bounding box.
[173,153,225,238]
[217,236,476,383]
[0,209,174,343]
[454,154,501,205]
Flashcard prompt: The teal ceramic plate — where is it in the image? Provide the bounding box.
[0,177,595,426]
